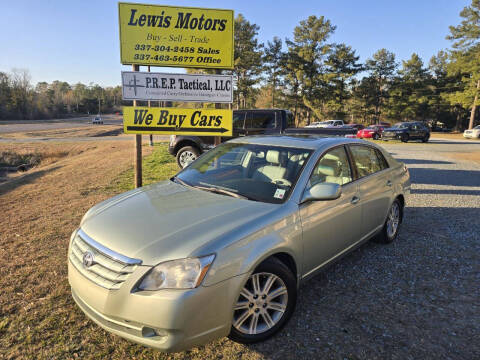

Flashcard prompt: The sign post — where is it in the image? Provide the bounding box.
[132,64,142,188]
[119,3,234,187]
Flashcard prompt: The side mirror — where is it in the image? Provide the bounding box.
[301,182,342,203]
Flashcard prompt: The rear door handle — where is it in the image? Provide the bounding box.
[386,180,392,187]
[351,196,360,205]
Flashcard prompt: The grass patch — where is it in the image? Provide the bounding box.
[106,143,178,193]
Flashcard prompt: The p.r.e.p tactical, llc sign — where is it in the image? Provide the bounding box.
[122,71,233,103]
[118,3,234,68]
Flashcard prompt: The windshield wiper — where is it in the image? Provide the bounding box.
[173,176,192,187]
[194,185,249,200]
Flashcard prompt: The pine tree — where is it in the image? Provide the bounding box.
[447,0,480,129]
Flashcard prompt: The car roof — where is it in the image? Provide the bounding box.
[228,135,370,150]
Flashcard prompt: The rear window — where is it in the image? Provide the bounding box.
[247,112,276,129]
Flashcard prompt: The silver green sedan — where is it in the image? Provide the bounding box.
[68,136,410,352]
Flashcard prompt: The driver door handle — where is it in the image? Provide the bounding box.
[351,196,360,205]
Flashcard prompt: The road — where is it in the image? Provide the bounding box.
[0,114,123,134]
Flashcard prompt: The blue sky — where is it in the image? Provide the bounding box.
[0,0,470,86]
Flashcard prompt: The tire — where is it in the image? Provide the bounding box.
[421,134,430,143]
[375,199,402,244]
[228,257,297,344]
[372,133,380,140]
[176,146,200,168]
[400,133,409,142]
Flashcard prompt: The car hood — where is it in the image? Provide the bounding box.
[80,180,277,265]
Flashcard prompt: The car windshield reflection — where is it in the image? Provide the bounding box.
[175,143,312,204]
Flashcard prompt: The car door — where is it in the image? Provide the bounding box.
[347,145,393,239]
[410,124,421,139]
[299,145,362,277]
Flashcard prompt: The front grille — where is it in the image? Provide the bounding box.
[69,230,141,290]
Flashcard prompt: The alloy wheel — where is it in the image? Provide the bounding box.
[233,272,288,335]
[179,151,197,168]
[386,201,400,238]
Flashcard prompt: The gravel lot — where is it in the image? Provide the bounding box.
[242,140,480,359]
[0,139,478,359]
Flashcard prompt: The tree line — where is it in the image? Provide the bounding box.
[232,0,479,129]
[1,0,478,129]
[0,71,123,120]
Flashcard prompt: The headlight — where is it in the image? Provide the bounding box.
[137,255,215,290]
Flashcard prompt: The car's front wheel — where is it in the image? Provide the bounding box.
[228,257,297,344]
[421,134,430,143]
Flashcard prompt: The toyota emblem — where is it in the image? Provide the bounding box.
[82,251,95,268]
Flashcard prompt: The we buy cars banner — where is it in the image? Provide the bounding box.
[123,106,233,136]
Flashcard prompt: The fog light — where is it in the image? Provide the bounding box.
[141,327,157,338]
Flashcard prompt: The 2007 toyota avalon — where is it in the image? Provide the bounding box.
[68,135,410,352]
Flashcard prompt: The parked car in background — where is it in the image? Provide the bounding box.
[346,123,365,131]
[463,125,480,139]
[314,120,345,128]
[169,110,356,168]
[357,125,385,140]
[68,135,410,351]
[382,122,430,142]
[92,115,103,124]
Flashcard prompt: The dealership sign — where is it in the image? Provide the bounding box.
[123,106,233,136]
[121,71,233,103]
[118,3,234,69]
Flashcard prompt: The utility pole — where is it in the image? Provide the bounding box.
[133,64,142,188]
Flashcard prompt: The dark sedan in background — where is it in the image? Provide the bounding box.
[382,122,430,143]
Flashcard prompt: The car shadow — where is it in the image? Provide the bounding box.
[240,206,479,359]
[408,167,480,187]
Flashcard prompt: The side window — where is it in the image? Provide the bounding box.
[286,112,295,128]
[248,112,276,129]
[349,145,382,178]
[233,112,245,129]
[308,146,352,188]
[375,149,389,170]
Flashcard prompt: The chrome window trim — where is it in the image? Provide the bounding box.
[77,229,142,265]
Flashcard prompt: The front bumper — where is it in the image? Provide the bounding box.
[68,260,246,352]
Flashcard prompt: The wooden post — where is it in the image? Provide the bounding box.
[132,64,142,188]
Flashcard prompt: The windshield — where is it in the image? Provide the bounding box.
[175,143,313,204]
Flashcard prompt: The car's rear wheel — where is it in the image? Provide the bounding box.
[228,257,296,344]
[400,133,409,142]
[375,199,402,244]
[176,146,200,168]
